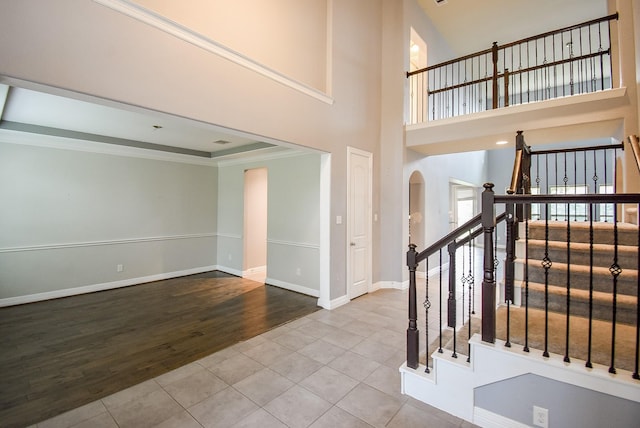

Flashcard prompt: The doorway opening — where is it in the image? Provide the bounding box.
[449,181,477,231]
[243,168,268,283]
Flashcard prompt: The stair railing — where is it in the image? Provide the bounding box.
[482,186,640,379]
[407,13,619,123]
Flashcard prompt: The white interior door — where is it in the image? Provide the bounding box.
[347,147,372,299]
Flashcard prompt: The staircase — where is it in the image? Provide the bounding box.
[519,220,638,325]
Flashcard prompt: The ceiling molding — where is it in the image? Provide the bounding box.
[92,0,334,105]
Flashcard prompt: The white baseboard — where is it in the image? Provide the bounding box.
[242,265,266,277]
[214,265,243,277]
[265,277,320,298]
[373,280,409,291]
[473,407,529,428]
[318,294,350,310]
[0,265,217,307]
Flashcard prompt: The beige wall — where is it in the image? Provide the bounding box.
[0,0,388,301]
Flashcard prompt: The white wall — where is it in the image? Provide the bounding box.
[0,140,217,303]
[217,153,321,295]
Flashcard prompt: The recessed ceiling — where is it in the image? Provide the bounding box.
[0,83,301,160]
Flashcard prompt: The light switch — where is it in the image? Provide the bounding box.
[336,215,342,224]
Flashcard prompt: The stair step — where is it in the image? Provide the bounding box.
[526,239,638,270]
[518,259,638,296]
[522,282,637,324]
[528,220,639,246]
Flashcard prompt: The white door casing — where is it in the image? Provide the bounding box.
[347,147,372,299]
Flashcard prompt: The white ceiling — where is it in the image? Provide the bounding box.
[417,0,608,57]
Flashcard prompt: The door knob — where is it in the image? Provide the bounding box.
[350,242,356,246]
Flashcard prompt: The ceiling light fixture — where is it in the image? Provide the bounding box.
[496,140,508,145]
[212,140,231,145]
[152,125,163,129]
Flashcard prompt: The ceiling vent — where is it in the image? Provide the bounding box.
[212,139,232,145]
[434,0,447,4]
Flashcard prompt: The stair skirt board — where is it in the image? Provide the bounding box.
[400,335,640,426]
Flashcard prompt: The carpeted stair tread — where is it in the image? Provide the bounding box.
[527,220,639,246]
[526,239,639,270]
[518,258,638,296]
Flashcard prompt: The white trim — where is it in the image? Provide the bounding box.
[0,233,216,253]
[267,239,320,250]
[0,265,216,307]
[242,265,266,277]
[215,148,312,167]
[318,294,349,310]
[373,280,409,291]
[473,408,530,428]
[217,233,242,240]
[318,153,331,313]
[92,0,334,105]
[265,278,320,298]
[0,128,217,166]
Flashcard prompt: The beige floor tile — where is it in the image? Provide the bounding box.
[336,383,403,428]
[162,369,228,408]
[328,350,381,381]
[189,387,258,428]
[350,338,398,363]
[198,347,241,368]
[207,353,265,385]
[232,408,288,428]
[269,351,324,383]
[339,319,382,337]
[299,366,359,404]
[309,405,374,428]
[233,368,293,406]
[241,339,295,366]
[71,412,118,428]
[298,319,341,339]
[363,365,407,401]
[271,329,318,351]
[386,403,459,428]
[232,335,268,353]
[307,310,355,328]
[37,401,107,428]
[263,385,331,428]
[107,388,183,428]
[321,328,366,350]
[298,338,347,365]
[260,324,292,340]
[368,327,405,348]
[152,410,202,428]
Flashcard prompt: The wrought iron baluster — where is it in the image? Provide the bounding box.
[424,257,431,373]
[524,215,530,352]
[609,206,620,374]
[586,204,594,368]
[438,249,444,353]
[564,208,571,363]
[542,203,551,358]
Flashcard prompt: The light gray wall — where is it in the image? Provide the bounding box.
[475,373,640,428]
[216,153,321,292]
[405,149,488,268]
[0,141,217,300]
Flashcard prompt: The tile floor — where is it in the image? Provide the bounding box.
[34,288,475,428]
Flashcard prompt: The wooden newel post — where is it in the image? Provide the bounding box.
[481,183,497,343]
[407,243,419,369]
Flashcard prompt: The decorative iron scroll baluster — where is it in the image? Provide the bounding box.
[467,238,474,362]
[609,207,621,374]
[424,257,431,374]
[542,203,551,357]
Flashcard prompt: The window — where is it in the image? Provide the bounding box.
[529,184,614,222]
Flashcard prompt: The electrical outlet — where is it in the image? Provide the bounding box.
[533,406,548,428]
[116,264,124,272]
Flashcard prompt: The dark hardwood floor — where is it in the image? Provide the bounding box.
[0,271,320,427]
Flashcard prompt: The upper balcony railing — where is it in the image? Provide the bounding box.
[407,13,619,124]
